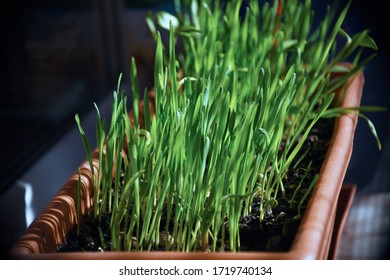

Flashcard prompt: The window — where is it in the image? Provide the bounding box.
[0,0,172,193]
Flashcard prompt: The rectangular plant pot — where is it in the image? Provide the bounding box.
[9,71,364,260]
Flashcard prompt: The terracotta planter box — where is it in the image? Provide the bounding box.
[10,71,364,260]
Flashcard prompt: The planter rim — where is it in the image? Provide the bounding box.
[9,71,364,260]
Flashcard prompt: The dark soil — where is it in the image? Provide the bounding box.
[57,118,333,253]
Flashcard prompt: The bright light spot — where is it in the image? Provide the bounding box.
[17,181,35,227]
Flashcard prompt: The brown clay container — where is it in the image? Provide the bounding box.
[9,71,364,260]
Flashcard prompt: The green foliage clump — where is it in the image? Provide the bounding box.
[75,0,380,252]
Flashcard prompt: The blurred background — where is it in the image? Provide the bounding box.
[0,0,389,259]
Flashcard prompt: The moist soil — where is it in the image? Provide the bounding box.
[57,118,333,253]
